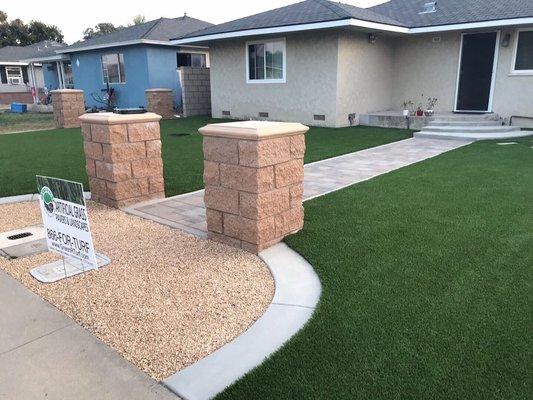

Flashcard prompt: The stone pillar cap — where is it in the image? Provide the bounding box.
[50,89,84,93]
[145,88,173,92]
[199,121,309,141]
[79,112,162,125]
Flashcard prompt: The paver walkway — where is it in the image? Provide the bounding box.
[0,270,177,399]
[127,137,470,236]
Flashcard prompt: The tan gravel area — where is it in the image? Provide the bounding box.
[0,201,274,381]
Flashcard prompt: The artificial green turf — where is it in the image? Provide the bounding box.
[0,117,411,197]
[216,136,533,400]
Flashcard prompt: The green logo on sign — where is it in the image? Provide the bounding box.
[40,186,55,214]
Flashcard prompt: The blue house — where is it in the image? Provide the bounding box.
[27,16,212,110]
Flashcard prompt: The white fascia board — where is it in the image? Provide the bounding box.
[0,62,28,66]
[409,17,533,33]
[57,39,178,54]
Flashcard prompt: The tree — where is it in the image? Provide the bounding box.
[82,23,118,40]
[132,15,146,25]
[0,11,63,46]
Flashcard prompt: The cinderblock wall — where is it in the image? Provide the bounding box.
[179,67,211,117]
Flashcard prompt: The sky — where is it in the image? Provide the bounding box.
[1,0,387,44]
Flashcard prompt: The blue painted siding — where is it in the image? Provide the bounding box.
[42,62,60,90]
[70,45,182,109]
[146,47,182,106]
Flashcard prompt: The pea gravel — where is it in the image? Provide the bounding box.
[0,201,274,381]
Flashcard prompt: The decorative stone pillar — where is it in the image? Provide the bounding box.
[51,89,85,128]
[79,112,165,208]
[200,121,309,254]
[145,89,174,119]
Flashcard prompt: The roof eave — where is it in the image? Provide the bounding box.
[171,15,533,45]
[19,54,70,63]
[58,39,179,54]
[170,18,408,45]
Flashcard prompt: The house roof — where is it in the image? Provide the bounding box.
[369,0,533,28]
[179,0,405,40]
[175,0,533,43]
[61,16,213,53]
[0,41,66,63]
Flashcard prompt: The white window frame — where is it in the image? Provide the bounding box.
[6,66,23,85]
[510,28,533,75]
[101,53,126,84]
[245,38,286,84]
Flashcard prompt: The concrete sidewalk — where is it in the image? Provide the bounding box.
[0,270,176,400]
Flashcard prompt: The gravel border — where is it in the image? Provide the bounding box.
[162,243,321,400]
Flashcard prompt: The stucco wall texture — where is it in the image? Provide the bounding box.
[210,28,533,127]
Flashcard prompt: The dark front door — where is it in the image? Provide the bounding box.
[456,32,498,112]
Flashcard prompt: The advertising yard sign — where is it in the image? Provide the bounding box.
[36,176,98,270]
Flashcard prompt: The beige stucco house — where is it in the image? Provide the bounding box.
[171,0,533,128]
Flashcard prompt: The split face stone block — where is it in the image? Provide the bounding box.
[145,140,162,158]
[106,178,149,201]
[275,159,304,188]
[204,186,239,214]
[206,209,223,233]
[239,188,290,219]
[91,124,128,144]
[203,137,239,164]
[238,137,291,168]
[219,164,274,193]
[79,112,164,208]
[103,142,146,163]
[223,214,276,244]
[83,142,103,161]
[128,122,160,142]
[203,161,220,185]
[131,158,163,179]
[95,161,132,181]
[200,121,309,254]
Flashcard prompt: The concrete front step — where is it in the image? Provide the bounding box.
[414,130,533,141]
[429,120,503,127]
[427,125,521,133]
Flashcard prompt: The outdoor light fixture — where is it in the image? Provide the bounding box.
[368,34,377,44]
[501,33,512,47]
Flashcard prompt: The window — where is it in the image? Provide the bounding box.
[512,29,533,74]
[6,66,23,85]
[101,53,126,83]
[246,39,286,83]
[177,52,207,68]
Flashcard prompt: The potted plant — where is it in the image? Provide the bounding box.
[401,100,413,117]
[416,104,424,117]
[424,97,438,117]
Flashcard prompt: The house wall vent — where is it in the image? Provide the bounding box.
[314,114,326,121]
[419,1,437,14]
[259,112,269,118]
[222,110,231,116]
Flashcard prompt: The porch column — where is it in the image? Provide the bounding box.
[29,63,38,104]
[59,61,67,88]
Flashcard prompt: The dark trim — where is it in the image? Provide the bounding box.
[21,66,29,84]
[0,67,6,84]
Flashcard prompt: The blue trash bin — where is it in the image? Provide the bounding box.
[10,103,27,113]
